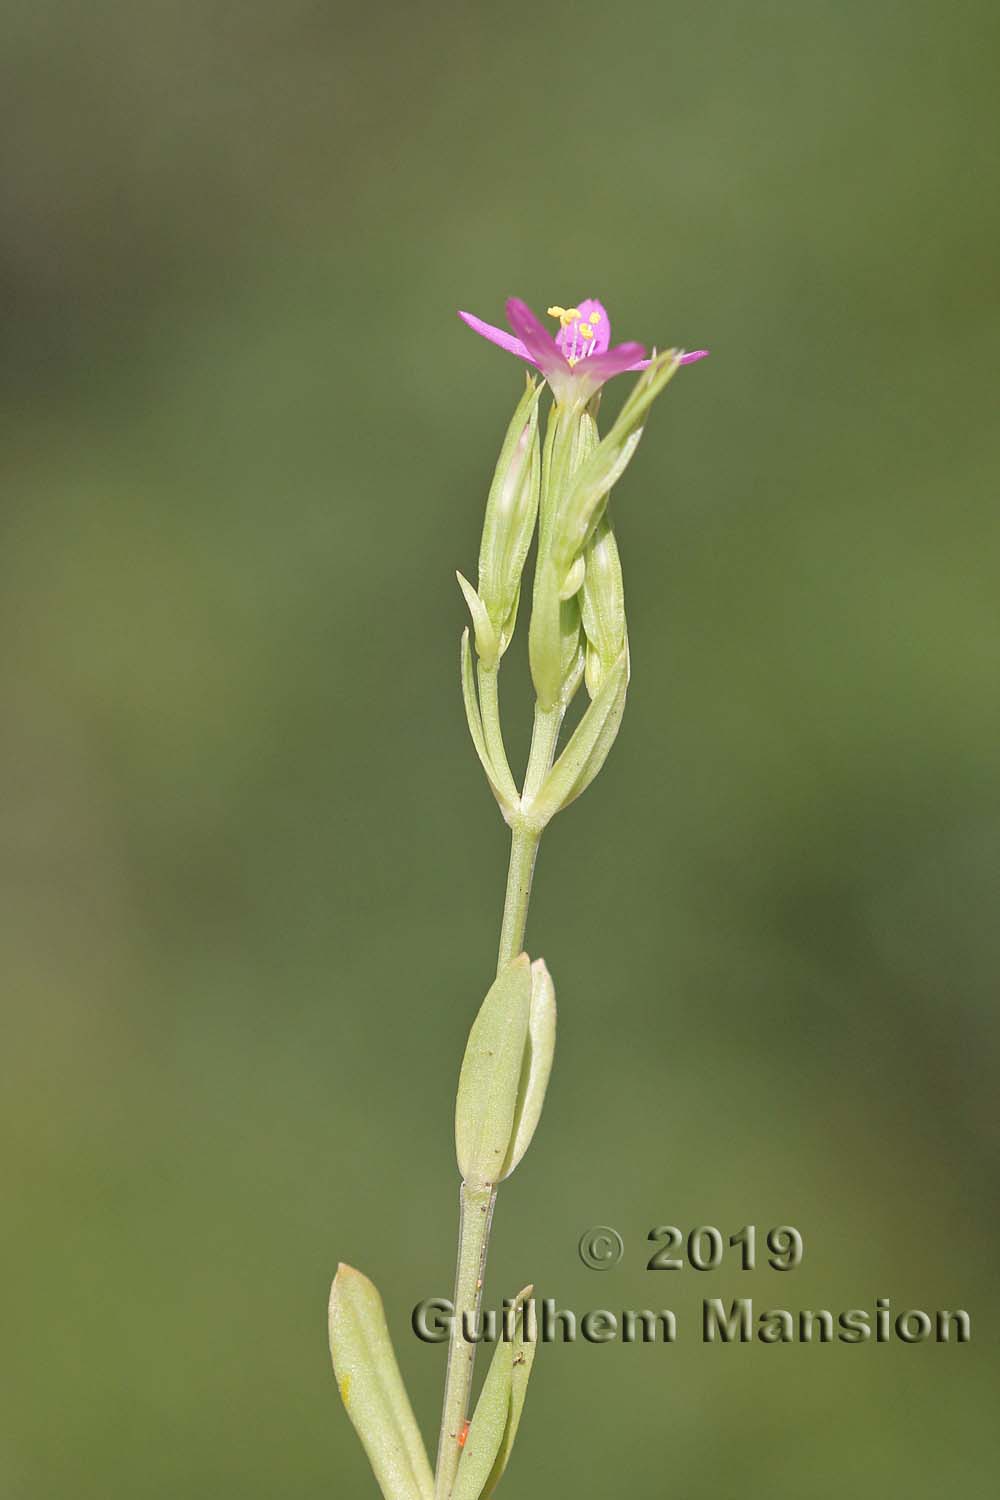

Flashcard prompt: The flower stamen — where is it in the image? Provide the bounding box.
[547,301,603,363]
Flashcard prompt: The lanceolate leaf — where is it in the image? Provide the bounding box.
[480,1290,538,1500]
[460,630,516,814]
[455,955,532,1187]
[500,960,556,1180]
[450,1334,511,1500]
[457,571,499,669]
[328,1264,434,1500]
[531,647,629,822]
[558,641,629,809]
[453,1288,537,1500]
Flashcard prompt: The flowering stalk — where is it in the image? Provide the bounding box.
[329,296,707,1500]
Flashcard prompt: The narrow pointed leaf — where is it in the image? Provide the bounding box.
[500,960,556,1179]
[460,630,515,814]
[532,648,629,822]
[480,1289,538,1500]
[450,1329,512,1500]
[553,350,682,570]
[457,571,499,669]
[560,645,629,808]
[328,1264,434,1500]
[455,955,532,1187]
[555,429,643,568]
[453,1286,534,1500]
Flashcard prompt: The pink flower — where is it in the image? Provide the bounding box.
[459,297,708,404]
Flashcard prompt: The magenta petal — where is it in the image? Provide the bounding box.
[505,298,570,380]
[458,310,537,365]
[627,348,710,371]
[578,298,611,354]
[577,341,648,383]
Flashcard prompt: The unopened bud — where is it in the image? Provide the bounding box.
[476,376,541,658]
[580,514,626,698]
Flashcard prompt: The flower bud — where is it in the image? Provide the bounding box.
[528,405,595,711]
[476,376,541,659]
[580,514,626,698]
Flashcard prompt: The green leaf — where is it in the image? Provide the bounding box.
[453,1288,537,1500]
[500,960,556,1179]
[328,1264,434,1500]
[480,1289,538,1500]
[455,955,532,1188]
[457,571,499,669]
[450,1329,512,1500]
[555,429,643,569]
[460,630,516,814]
[554,350,682,569]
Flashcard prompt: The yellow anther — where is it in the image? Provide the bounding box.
[560,307,581,325]
[579,322,594,338]
[547,305,566,319]
[590,311,601,324]
[567,355,578,367]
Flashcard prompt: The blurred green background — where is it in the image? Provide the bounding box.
[3,1,998,1495]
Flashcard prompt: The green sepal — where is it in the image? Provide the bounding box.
[328,1264,434,1500]
[455,955,533,1188]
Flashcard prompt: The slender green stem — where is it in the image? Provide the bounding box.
[434,1182,495,1500]
[496,824,538,972]
[434,701,565,1500]
[495,704,563,970]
